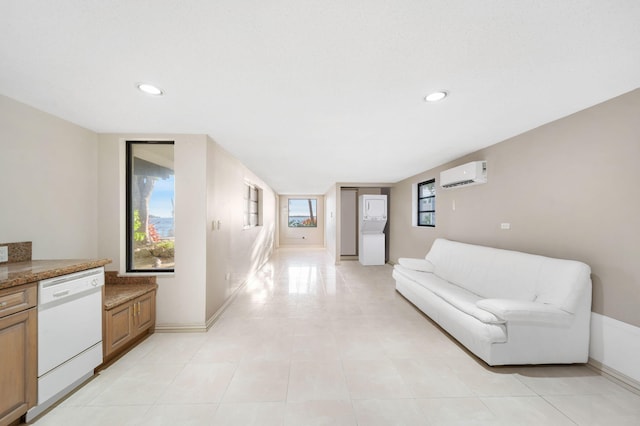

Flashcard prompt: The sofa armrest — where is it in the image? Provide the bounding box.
[397,258,434,272]
[476,299,573,326]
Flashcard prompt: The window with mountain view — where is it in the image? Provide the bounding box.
[126,141,175,272]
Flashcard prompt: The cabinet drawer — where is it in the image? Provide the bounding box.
[0,284,37,319]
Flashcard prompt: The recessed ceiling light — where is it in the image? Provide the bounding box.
[424,91,448,103]
[137,83,164,96]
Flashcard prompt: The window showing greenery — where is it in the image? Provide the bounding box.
[126,141,175,272]
[417,179,436,227]
[288,198,317,227]
[244,182,261,228]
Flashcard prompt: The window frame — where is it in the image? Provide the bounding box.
[125,140,175,273]
[417,179,436,227]
[287,198,318,228]
[243,182,262,229]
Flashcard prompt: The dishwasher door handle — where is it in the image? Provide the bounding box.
[53,290,70,298]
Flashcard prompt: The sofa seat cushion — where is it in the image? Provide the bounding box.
[397,257,434,272]
[394,265,505,326]
[434,284,506,326]
[476,299,574,326]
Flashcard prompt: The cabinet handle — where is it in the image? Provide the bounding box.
[137,302,141,316]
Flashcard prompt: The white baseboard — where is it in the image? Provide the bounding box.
[155,323,208,333]
[587,358,640,395]
[203,282,246,330]
[589,312,640,391]
[155,285,244,333]
[156,256,272,333]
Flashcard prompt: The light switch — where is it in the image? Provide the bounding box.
[500,223,511,230]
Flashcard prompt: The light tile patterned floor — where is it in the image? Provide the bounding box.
[31,248,640,425]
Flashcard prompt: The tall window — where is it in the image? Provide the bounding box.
[288,198,317,227]
[244,182,261,228]
[126,141,175,272]
[417,179,436,227]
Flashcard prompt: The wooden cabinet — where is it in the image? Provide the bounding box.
[103,290,156,364]
[0,283,37,426]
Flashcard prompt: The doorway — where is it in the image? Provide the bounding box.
[339,187,390,261]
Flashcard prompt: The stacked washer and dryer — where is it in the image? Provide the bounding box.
[358,194,387,266]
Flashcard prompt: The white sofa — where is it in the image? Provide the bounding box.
[393,238,592,366]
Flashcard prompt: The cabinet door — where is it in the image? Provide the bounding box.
[104,303,134,357]
[134,292,155,335]
[0,308,37,426]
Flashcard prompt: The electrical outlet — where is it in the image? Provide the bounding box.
[500,223,511,230]
[0,246,8,262]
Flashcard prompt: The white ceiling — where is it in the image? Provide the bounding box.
[1,1,639,194]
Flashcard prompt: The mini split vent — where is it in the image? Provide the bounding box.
[440,161,487,189]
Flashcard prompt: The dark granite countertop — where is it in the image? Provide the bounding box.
[0,259,112,290]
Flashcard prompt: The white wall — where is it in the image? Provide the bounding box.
[0,95,98,259]
[205,137,276,321]
[98,134,209,328]
[324,185,337,262]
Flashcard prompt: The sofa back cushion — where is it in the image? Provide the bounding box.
[536,257,591,313]
[425,239,591,312]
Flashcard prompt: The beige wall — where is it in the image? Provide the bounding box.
[390,88,640,327]
[279,195,325,247]
[0,95,98,259]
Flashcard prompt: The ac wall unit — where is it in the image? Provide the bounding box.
[440,161,487,189]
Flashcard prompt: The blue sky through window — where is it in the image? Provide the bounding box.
[148,175,175,218]
[288,199,316,217]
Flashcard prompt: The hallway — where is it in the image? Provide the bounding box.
[32,249,640,425]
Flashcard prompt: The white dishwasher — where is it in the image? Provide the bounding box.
[26,267,104,421]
